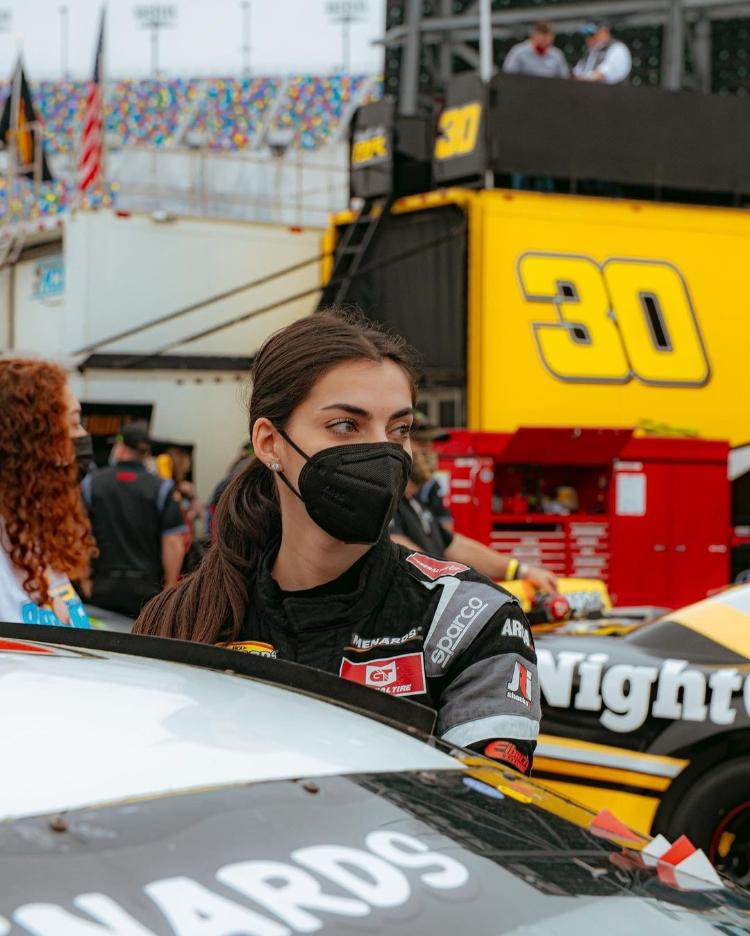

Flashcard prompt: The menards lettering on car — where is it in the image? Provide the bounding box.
[538,649,750,733]
[2,831,469,936]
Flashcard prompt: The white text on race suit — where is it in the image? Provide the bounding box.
[430,597,489,668]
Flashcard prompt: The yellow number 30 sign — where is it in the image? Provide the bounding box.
[434,102,482,160]
[517,252,711,387]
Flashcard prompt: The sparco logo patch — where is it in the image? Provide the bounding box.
[538,649,750,733]
[507,661,533,708]
[431,596,489,668]
[406,553,469,581]
[340,652,426,696]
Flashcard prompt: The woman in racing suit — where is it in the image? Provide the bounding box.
[134,311,540,774]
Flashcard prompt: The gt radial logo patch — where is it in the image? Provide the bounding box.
[406,553,469,581]
[507,661,533,708]
[366,660,397,686]
[340,653,426,696]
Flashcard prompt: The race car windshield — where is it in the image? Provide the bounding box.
[2,769,748,935]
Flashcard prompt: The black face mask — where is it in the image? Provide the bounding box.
[275,429,411,545]
[74,434,95,481]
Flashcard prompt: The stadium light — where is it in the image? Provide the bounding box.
[325,0,368,74]
[59,5,69,80]
[240,1,251,77]
[134,4,178,77]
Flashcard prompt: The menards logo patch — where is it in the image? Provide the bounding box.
[538,649,750,733]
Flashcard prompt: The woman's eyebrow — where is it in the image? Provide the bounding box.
[390,407,415,420]
[321,403,371,418]
[320,405,414,420]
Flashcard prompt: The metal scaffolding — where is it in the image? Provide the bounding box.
[381,0,750,109]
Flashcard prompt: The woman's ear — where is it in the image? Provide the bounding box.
[252,417,282,471]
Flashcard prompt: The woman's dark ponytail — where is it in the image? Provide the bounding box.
[134,458,280,642]
[133,309,417,643]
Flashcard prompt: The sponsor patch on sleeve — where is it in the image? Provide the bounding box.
[406,553,469,581]
[224,641,277,657]
[483,740,530,774]
[339,652,426,696]
[506,659,534,709]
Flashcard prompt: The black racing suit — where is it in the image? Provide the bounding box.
[239,536,540,774]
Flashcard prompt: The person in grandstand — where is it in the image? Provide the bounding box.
[82,422,187,619]
[573,20,632,84]
[503,20,570,79]
[390,431,559,595]
[0,360,96,627]
[134,311,540,773]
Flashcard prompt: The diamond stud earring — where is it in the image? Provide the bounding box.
[270,462,281,472]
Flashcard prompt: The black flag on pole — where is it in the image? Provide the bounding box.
[0,58,54,181]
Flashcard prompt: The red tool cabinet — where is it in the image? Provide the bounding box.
[436,428,730,608]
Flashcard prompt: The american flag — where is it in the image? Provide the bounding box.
[78,10,105,193]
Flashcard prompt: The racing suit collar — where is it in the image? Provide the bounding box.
[252,535,395,634]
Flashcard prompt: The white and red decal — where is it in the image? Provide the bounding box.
[406,553,469,581]
[507,660,533,708]
[340,652,426,696]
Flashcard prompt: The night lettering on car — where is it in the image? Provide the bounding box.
[537,649,748,732]
[7,832,470,936]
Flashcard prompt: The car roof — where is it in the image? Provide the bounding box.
[0,628,457,821]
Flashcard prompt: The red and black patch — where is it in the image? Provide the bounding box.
[483,740,530,774]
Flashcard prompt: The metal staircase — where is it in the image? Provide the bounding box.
[317,194,392,310]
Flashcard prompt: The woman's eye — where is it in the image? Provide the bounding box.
[391,423,413,438]
[328,419,358,435]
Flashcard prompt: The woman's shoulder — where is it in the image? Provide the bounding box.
[391,543,518,605]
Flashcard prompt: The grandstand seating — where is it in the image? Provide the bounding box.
[0,75,372,158]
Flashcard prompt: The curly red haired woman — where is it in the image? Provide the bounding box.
[0,359,97,627]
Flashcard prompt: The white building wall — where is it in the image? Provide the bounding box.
[68,369,250,503]
[62,209,322,360]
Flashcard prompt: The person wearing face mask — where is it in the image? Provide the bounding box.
[503,20,570,80]
[134,312,541,774]
[391,426,559,595]
[0,359,97,627]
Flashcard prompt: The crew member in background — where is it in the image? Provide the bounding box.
[574,20,632,84]
[503,20,570,79]
[206,440,254,541]
[82,422,186,618]
[412,416,455,532]
[391,424,559,593]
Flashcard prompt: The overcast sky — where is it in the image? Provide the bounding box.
[0,0,386,78]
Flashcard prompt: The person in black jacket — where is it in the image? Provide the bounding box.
[134,312,540,774]
[83,422,186,618]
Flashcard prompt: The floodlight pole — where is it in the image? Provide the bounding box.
[326,1,368,75]
[241,1,251,76]
[134,6,178,78]
[59,5,69,80]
